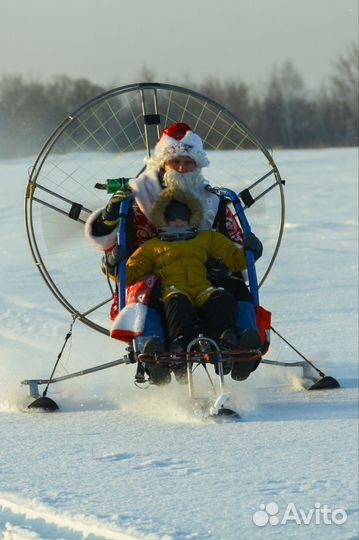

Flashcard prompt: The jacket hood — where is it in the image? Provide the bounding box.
[151,188,203,229]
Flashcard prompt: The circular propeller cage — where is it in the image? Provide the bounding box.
[25,82,285,336]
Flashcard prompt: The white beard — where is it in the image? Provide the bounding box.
[162,169,217,229]
[162,169,208,193]
[129,166,220,230]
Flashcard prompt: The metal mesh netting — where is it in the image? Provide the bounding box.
[25,82,284,335]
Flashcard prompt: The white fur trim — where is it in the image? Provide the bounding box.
[84,207,118,251]
[128,168,162,222]
[202,192,220,230]
[153,130,209,168]
[110,303,148,340]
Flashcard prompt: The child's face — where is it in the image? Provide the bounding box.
[166,218,190,227]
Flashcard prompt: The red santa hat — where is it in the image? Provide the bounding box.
[153,122,210,168]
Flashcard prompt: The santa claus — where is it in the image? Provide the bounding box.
[85,122,262,352]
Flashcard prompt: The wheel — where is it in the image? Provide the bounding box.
[25,82,285,335]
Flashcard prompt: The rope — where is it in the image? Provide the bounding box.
[42,316,77,397]
[271,326,325,378]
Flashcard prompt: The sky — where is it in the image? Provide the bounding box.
[0,0,358,92]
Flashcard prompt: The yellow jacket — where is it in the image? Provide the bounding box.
[126,230,247,307]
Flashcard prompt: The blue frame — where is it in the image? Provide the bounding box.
[207,187,260,307]
[117,198,132,310]
[117,189,260,310]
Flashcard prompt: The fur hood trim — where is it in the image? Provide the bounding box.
[84,207,118,250]
[151,188,203,228]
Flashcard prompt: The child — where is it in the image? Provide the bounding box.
[126,188,262,384]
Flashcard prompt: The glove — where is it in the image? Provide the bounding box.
[243,232,263,261]
[102,188,132,226]
[205,258,231,283]
[101,245,127,277]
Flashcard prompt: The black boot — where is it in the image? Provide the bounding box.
[219,329,241,350]
[143,338,171,386]
[216,329,240,375]
[169,337,188,384]
[231,329,262,381]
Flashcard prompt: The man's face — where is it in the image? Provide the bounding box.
[164,156,196,173]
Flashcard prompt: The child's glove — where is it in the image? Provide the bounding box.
[243,232,263,261]
[101,244,127,277]
[205,258,231,283]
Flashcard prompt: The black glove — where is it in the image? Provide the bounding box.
[205,258,231,283]
[102,188,132,226]
[243,232,263,261]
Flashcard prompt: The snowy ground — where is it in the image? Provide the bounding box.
[0,147,358,540]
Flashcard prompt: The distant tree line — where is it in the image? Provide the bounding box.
[190,43,358,150]
[0,75,105,158]
[0,43,357,158]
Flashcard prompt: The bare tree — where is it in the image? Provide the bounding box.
[0,51,357,158]
[329,43,359,145]
[0,75,106,157]
[259,61,309,147]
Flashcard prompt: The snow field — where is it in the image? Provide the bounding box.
[0,148,358,539]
